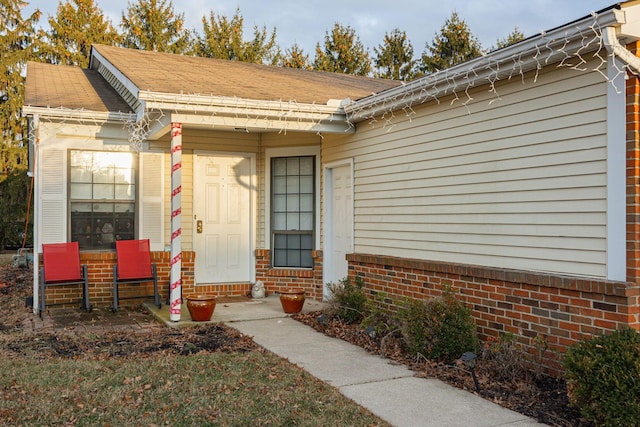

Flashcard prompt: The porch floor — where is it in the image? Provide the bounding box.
[145,295,325,327]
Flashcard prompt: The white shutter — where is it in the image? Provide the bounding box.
[139,152,164,251]
[39,148,66,245]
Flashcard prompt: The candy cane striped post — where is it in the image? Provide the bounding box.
[169,122,182,322]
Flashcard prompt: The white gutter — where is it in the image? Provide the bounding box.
[603,26,640,74]
[139,91,345,116]
[345,8,622,121]
[22,106,135,123]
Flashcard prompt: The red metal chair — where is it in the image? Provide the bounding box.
[39,242,90,316]
[112,239,160,310]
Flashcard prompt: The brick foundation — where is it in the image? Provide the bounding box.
[348,253,640,374]
[255,249,323,300]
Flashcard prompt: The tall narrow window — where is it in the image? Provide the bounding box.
[271,156,314,267]
[69,150,136,250]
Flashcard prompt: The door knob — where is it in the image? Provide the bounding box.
[197,220,203,233]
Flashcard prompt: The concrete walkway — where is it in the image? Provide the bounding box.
[146,296,546,427]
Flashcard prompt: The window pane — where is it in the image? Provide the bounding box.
[70,151,92,168]
[70,166,92,183]
[70,183,92,199]
[115,168,135,184]
[286,195,299,211]
[300,194,313,211]
[300,213,313,230]
[300,176,313,192]
[114,203,134,213]
[93,167,114,184]
[286,213,299,230]
[301,234,313,249]
[287,234,301,249]
[300,250,313,268]
[273,195,286,212]
[273,158,287,176]
[286,176,299,193]
[93,184,113,199]
[300,157,313,175]
[115,184,134,200]
[286,157,299,175]
[273,213,286,230]
[287,249,301,267]
[273,176,286,194]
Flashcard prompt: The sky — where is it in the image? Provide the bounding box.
[23,0,616,56]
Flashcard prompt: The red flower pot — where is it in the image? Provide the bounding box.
[186,295,217,321]
[279,288,306,314]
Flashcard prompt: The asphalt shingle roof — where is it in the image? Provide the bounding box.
[24,45,402,113]
[92,44,401,105]
[24,61,133,113]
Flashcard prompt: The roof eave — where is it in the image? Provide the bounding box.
[22,105,135,123]
[345,8,623,122]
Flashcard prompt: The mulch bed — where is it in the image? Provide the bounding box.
[292,311,590,427]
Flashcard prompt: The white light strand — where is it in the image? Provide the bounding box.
[346,13,636,128]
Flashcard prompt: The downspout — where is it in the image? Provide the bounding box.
[603,26,640,74]
[28,114,40,314]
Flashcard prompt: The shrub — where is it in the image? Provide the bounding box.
[324,276,368,324]
[361,292,396,339]
[563,327,640,426]
[398,286,478,362]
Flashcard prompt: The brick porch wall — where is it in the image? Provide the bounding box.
[348,253,640,374]
[41,251,196,309]
[255,249,323,300]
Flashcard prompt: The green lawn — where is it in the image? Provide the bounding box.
[0,350,390,426]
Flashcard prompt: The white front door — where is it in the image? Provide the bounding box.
[194,155,252,284]
[324,163,353,297]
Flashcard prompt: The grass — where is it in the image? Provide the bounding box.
[0,350,390,426]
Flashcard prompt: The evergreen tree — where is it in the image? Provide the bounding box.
[121,0,192,54]
[0,0,40,181]
[419,12,482,74]
[313,23,371,76]
[373,28,416,81]
[495,27,525,50]
[44,0,121,67]
[280,43,310,69]
[196,8,279,65]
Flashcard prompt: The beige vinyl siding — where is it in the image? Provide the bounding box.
[325,61,608,278]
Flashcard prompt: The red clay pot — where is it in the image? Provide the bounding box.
[279,288,306,314]
[186,295,216,321]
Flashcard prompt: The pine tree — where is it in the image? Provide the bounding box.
[495,27,525,50]
[373,28,416,81]
[280,43,311,69]
[0,0,40,181]
[419,12,482,75]
[196,8,279,65]
[44,0,120,67]
[313,23,371,76]
[121,0,192,54]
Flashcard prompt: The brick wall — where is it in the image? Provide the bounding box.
[41,251,196,309]
[627,41,640,284]
[348,253,640,374]
[255,249,323,300]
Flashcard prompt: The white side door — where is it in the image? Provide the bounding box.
[194,155,252,284]
[324,163,353,297]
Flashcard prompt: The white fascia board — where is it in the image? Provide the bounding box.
[139,91,344,115]
[22,105,134,123]
[345,9,622,120]
[90,48,141,101]
[170,112,353,133]
[141,91,351,133]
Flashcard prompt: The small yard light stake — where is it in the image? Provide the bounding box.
[461,352,480,393]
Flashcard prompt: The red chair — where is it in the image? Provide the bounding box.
[112,239,160,310]
[39,242,90,316]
